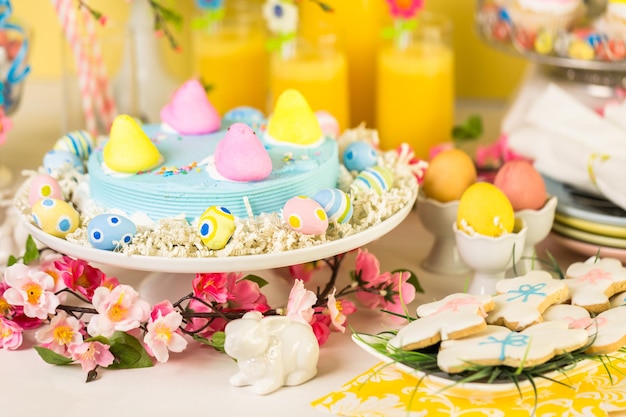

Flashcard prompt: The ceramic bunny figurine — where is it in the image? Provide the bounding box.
[224,311,319,395]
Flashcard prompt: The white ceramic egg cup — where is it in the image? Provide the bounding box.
[417,192,470,275]
[515,196,557,273]
[454,219,527,295]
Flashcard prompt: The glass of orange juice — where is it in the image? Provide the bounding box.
[191,0,268,115]
[376,12,454,159]
[269,35,350,132]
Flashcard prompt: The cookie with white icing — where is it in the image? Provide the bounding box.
[437,321,589,373]
[565,257,626,314]
[543,303,626,354]
[487,270,569,331]
[387,293,495,351]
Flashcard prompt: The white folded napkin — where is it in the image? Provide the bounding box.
[506,83,626,211]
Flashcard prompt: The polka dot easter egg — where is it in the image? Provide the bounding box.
[43,150,85,174]
[351,166,394,195]
[223,106,266,129]
[31,198,80,238]
[53,130,94,160]
[198,206,236,250]
[28,174,63,207]
[283,196,329,235]
[313,188,353,224]
[343,141,377,172]
[88,214,137,251]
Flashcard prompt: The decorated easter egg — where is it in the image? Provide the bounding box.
[31,198,80,238]
[28,174,63,207]
[315,110,340,139]
[87,214,137,251]
[283,196,329,235]
[343,141,377,172]
[223,106,266,129]
[53,130,94,160]
[43,150,85,174]
[534,31,553,55]
[313,188,353,224]
[351,166,394,195]
[198,206,236,250]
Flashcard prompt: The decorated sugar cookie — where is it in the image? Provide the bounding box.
[543,303,626,354]
[487,270,569,331]
[564,257,626,314]
[437,321,589,374]
[387,293,495,351]
[610,291,626,308]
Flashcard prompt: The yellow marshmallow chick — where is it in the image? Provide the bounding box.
[265,89,324,146]
[103,115,162,173]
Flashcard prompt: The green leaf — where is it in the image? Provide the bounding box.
[34,346,74,365]
[393,269,424,294]
[241,274,269,288]
[23,235,40,265]
[452,114,483,142]
[193,331,226,353]
[6,255,17,267]
[107,331,153,369]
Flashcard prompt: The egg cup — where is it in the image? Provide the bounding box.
[417,192,470,275]
[515,196,557,273]
[453,219,527,295]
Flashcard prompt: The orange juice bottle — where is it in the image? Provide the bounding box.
[269,37,350,131]
[192,0,268,114]
[376,12,454,159]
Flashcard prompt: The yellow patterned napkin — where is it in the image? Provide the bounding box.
[312,353,626,416]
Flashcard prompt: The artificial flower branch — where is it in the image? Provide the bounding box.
[0,236,422,381]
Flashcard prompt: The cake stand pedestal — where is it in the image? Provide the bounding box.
[0,164,13,190]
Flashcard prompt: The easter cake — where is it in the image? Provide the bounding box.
[17,81,418,258]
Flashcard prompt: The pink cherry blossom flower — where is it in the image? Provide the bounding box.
[357,271,416,321]
[386,0,424,19]
[310,309,331,346]
[1,282,43,329]
[54,256,106,300]
[327,289,357,333]
[354,249,386,288]
[288,261,324,283]
[87,284,151,337]
[475,133,529,170]
[35,311,83,355]
[144,309,187,363]
[37,250,66,293]
[68,341,115,372]
[193,272,230,304]
[2,263,60,319]
[0,317,23,350]
[150,300,177,322]
[183,298,226,337]
[285,279,316,325]
[225,274,270,312]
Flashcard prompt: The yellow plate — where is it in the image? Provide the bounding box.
[555,213,626,239]
[552,222,626,249]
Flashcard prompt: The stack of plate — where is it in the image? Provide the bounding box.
[544,176,626,262]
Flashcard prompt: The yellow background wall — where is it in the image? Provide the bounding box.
[12,0,527,99]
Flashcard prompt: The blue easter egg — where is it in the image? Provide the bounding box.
[31,198,80,238]
[88,214,137,251]
[198,206,236,250]
[53,130,95,160]
[223,106,266,129]
[43,150,85,174]
[351,166,394,195]
[343,141,377,172]
[313,188,353,224]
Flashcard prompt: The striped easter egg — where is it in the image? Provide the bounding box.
[351,166,394,195]
[53,130,95,160]
[313,188,353,224]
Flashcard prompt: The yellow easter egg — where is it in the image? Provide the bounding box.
[457,182,514,237]
[198,206,236,250]
[31,198,80,238]
[422,149,477,203]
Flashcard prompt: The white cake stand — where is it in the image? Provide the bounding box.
[17,190,417,301]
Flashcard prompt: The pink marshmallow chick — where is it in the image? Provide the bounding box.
[160,79,221,135]
[214,122,273,182]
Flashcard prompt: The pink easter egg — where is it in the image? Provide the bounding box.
[315,110,340,139]
[28,174,63,207]
[282,196,329,235]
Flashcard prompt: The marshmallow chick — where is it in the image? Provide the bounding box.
[103,115,162,174]
[214,122,272,182]
[265,89,324,146]
[160,79,221,135]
